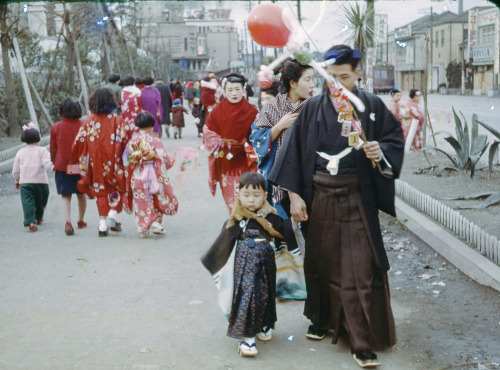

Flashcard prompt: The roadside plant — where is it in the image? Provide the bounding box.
[428,107,488,178]
[476,119,500,175]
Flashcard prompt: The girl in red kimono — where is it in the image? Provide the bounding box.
[203,73,259,213]
[126,112,178,238]
[71,88,129,237]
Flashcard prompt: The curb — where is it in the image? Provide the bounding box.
[395,197,500,292]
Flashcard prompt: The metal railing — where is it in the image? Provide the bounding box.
[396,179,500,266]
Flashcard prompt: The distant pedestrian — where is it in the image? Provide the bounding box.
[172,82,183,104]
[103,73,121,110]
[170,99,188,139]
[201,172,298,357]
[257,80,280,110]
[184,80,195,108]
[402,89,424,150]
[50,98,87,236]
[140,76,163,137]
[389,88,402,122]
[71,88,130,237]
[121,76,142,138]
[125,111,178,238]
[191,96,203,138]
[154,77,173,138]
[135,77,145,90]
[13,123,54,232]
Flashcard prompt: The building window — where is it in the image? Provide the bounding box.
[184,37,188,51]
[441,30,444,47]
[479,24,495,45]
[435,31,439,47]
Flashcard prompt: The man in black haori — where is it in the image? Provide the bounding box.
[268,44,404,368]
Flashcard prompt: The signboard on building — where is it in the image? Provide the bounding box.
[406,42,414,65]
[471,46,494,65]
[374,14,388,44]
[395,24,412,40]
[469,8,478,50]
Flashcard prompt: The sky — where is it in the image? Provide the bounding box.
[185,0,497,54]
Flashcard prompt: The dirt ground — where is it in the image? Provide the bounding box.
[399,149,500,240]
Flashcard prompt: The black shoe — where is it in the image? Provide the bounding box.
[306,324,327,340]
[174,132,178,139]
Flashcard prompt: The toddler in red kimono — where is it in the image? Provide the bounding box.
[126,111,178,238]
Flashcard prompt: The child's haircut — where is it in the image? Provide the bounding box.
[135,111,155,128]
[239,172,266,190]
[59,97,82,119]
[21,128,41,144]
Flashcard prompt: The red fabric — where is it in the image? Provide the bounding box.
[389,99,402,122]
[71,113,129,198]
[125,131,178,232]
[203,98,258,211]
[173,89,183,103]
[200,86,216,107]
[50,118,82,171]
[121,87,142,139]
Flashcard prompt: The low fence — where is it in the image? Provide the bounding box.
[396,180,500,266]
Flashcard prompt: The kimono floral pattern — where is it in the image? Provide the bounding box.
[126,131,178,233]
[72,114,128,198]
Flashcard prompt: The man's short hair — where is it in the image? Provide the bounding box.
[324,44,362,70]
[108,73,120,83]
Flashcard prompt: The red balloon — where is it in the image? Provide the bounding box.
[247,4,291,48]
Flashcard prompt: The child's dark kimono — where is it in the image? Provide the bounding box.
[202,199,298,339]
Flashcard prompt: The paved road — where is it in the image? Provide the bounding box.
[1,104,499,369]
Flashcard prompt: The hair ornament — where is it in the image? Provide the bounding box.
[22,122,38,131]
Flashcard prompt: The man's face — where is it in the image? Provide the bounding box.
[326,63,360,91]
[225,82,244,104]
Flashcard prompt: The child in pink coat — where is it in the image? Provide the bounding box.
[12,123,54,232]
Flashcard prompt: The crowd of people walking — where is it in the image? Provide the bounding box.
[12,43,430,367]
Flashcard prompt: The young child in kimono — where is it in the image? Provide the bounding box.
[201,172,297,357]
[126,111,178,238]
[12,123,54,232]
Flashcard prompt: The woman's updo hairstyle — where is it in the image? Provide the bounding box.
[279,59,313,94]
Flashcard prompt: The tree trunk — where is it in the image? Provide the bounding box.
[12,35,38,126]
[64,11,76,96]
[0,4,20,137]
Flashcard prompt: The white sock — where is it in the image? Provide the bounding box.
[99,219,107,231]
[108,210,117,219]
[152,221,161,228]
[243,337,255,345]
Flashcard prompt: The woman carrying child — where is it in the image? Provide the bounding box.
[125,111,178,238]
[50,97,87,235]
[203,73,259,213]
[13,123,54,232]
[201,172,297,357]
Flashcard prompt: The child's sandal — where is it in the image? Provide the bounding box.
[238,341,258,357]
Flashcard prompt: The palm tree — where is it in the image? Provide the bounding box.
[341,2,375,86]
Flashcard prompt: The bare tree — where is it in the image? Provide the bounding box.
[0,4,20,137]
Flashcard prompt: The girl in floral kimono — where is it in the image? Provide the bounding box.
[126,111,178,238]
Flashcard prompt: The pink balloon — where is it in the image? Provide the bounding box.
[247,4,291,48]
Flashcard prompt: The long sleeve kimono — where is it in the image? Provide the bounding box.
[126,131,178,233]
[203,98,259,212]
[201,200,298,338]
[141,86,163,134]
[121,86,142,138]
[71,113,129,199]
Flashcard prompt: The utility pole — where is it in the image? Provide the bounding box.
[297,0,301,24]
[243,21,250,74]
[430,6,433,92]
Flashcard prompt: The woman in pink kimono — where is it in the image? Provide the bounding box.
[402,89,424,150]
[126,111,178,238]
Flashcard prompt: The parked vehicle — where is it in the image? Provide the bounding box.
[373,63,395,94]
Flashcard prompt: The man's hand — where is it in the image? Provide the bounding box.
[363,141,382,161]
[15,183,20,189]
[289,192,308,222]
